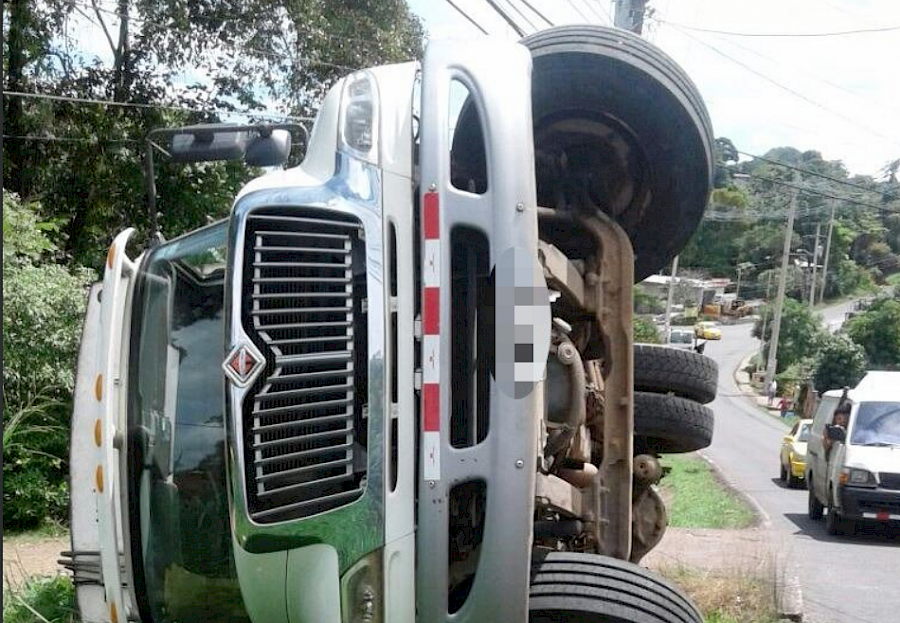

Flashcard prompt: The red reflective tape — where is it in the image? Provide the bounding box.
[423,384,440,431]
[423,288,440,334]
[423,191,440,239]
[877,511,889,521]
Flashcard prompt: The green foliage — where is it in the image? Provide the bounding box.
[3,193,95,529]
[846,297,900,368]
[752,298,824,373]
[634,285,664,314]
[634,316,661,344]
[2,575,76,623]
[813,334,867,393]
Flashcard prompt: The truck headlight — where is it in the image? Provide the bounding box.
[841,467,876,487]
[339,70,379,164]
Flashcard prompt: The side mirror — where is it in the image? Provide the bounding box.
[783,436,793,443]
[826,425,846,443]
[169,126,249,163]
[245,129,292,167]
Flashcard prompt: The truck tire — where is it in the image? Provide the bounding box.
[521,25,715,281]
[634,392,714,455]
[807,480,824,520]
[529,552,703,623]
[633,344,718,404]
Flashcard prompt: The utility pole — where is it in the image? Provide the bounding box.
[818,198,837,304]
[808,222,821,309]
[663,254,679,343]
[758,271,773,367]
[764,172,801,390]
[614,0,649,32]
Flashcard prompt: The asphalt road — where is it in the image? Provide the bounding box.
[700,321,900,623]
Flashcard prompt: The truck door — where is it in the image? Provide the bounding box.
[415,38,546,623]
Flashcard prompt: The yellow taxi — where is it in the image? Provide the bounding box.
[693,321,722,340]
[779,418,813,488]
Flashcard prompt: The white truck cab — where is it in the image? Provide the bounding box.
[63,26,718,623]
[806,371,900,535]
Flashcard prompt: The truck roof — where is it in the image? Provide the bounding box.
[822,371,900,402]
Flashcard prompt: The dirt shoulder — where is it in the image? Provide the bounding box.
[3,533,70,590]
[642,525,775,574]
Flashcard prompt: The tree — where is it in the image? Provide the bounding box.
[813,334,867,393]
[3,0,425,267]
[3,192,96,528]
[753,298,824,373]
[634,317,661,344]
[846,297,900,369]
[634,285,664,314]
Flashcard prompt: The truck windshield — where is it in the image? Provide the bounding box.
[850,402,900,446]
[127,222,251,623]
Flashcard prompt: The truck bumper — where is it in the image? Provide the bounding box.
[838,486,900,522]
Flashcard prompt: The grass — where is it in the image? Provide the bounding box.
[659,454,756,529]
[887,273,900,287]
[2,575,76,623]
[4,521,69,541]
[660,563,782,623]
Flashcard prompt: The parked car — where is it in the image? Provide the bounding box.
[694,321,722,340]
[780,418,813,488]
[667,329,696,350]
[806,371,900,535]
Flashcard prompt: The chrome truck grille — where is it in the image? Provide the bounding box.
[242,210,368,524]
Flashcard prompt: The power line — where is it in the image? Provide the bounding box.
[503,0,538,32]
[574,0,607,23]
[59,0,360,72]
[590,0,614,24]
[60,0,378,52]
[444,0,491,34]
[566,0,593,23]
[2,89,311,121]
[702,30,900,117]
[737,151,898,200]
[3,133,138,145]
[518,0,555,28]
[745,173,900,215]
[659,22,900,149]
[654,19,900,38]
[481,0,527,35]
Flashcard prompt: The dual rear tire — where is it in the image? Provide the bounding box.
[529,552,703,623]
[633,344,718,455]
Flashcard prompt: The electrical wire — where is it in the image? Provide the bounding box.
[660,22,900,149]
[2,89,312,121]
[653,19,900,38]
[518,0,555,28]
[745,173,896,213]
[481,0,527,35]
[503,0,538,32]
[737,151,898,200]
[574,0,607,23]
[565,0,592,23]
[444,0,491,35]
[701,30,900,118]
[3,133,138,145]
[590,0,614,24]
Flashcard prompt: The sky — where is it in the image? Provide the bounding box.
[406,0,900,178]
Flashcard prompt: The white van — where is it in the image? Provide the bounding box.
[805,371,900,535]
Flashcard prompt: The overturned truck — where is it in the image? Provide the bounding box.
[64,25,719,623]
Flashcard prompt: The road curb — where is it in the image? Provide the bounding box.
[777,567,804,621]
[726,349,804,621]
[697,453,805,622]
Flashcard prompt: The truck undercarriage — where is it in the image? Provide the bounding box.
[64,25,717,623]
